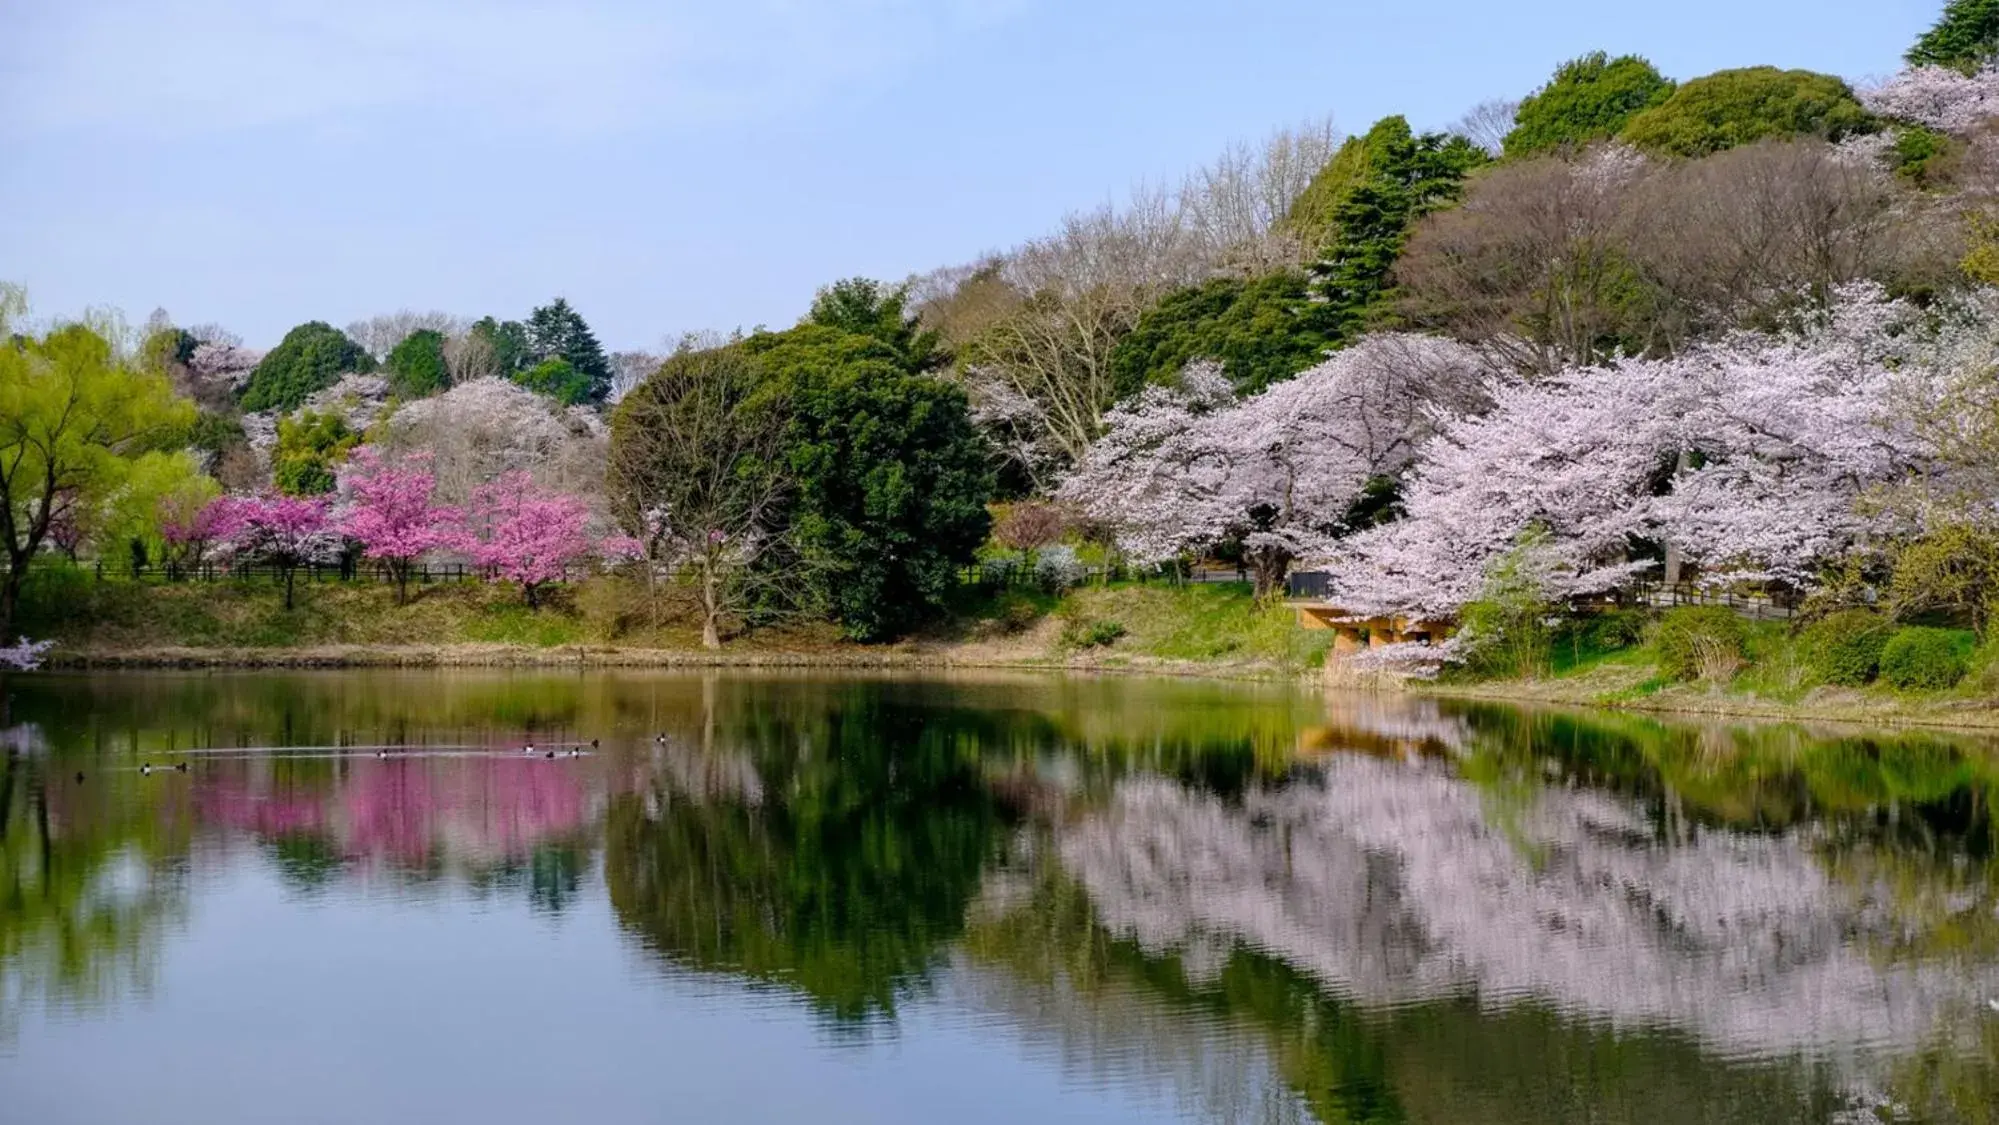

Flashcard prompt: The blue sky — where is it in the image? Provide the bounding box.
[0,0,1945,350]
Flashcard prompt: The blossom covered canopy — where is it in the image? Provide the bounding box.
[337,447,455,565]
[206,493,342,567]
[1325,284,1934,620]
[1059,335,1494,571]
[455,471,594,591]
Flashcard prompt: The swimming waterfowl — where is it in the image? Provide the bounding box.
[74,771,84,784]
[140,763,152,776]
[176,762,188,773]
[590,739,600,749]
[544,749,556,759]
[524,741,537,755]
[376,749,387,759]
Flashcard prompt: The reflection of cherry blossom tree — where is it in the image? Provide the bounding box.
[196,757,591,876]
[1060,758,1999,1068]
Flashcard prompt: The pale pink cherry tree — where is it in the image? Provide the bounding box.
[1061,336,1493,597]
[596,534,647,570]
[455,471,593,608]
[336,447,456,604]
[1326,283,1931,623]
[0,637,53,671]
[1861,65,1999,135]
[1325,363,1675,623]
[207,493,342,610]
[1058,361,1232,571]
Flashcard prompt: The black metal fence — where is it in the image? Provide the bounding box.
[1284,570,1796,620]
[58,559,593,586]
[28,557,1264,595]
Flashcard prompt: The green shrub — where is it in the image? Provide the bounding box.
[1652,606,1748,682]
[1619,67,1875,158]
[1059,618,1126,650]
[1581,609,1648,650]
[994,593,1045,635]
[1799,609,1894,686]
[1457,532,1558,678]
[1503,51,1675,159]
[1879,627,1970,691]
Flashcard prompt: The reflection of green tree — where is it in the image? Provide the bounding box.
[529,844,587,914]
[1451,704,1999,842]
[1886,1021,1999,1125]
[965,868,1404,1122]
[605,688,1012,1022]
[0,756,189,1039]
[267,833,342,893]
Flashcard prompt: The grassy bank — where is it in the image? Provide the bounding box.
[13,567,1333,678]
[1421,612,1999,732]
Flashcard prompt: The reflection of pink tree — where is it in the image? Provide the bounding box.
[338,448,455,604]
[341,764,440,863]
[455,472,593,608]
[208,494,340,609]
[194,756,591,874]
[198,780,329,838]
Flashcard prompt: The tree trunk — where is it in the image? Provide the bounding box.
[1662,449,1691,586]
[0,566,22,645]
[701,566,721,650]
[283,566,296,611]
[1251,550,1291,602]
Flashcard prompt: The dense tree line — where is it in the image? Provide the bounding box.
[15,0,1999,657]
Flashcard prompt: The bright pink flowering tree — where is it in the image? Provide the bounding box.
[337,447,455,604]
[455,471,593,607]
[208,493,340,610]
[160,491,225,572]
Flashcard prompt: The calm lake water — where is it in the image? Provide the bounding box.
[2,670,1997,1124]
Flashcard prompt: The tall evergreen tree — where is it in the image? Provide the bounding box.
[386,328,449,398]
[1301,117,1487,341]
[524,298,612,402]
[1908,0,1999,70]
[805,278,944,373]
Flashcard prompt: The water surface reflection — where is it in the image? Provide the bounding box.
[2,670,1995,1123]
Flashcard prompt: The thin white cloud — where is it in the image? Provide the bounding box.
[0,0,1027,137]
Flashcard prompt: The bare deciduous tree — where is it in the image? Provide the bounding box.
[1178,116,1342,273]
[1396,139,1957,375]
[608,350,663,404]
[607,347,794,648]
[1449,98,1520,157]
[441,328,499,385]
[1635,138,1944,331]
[346,309,464,361]
[991,501,1070,568]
